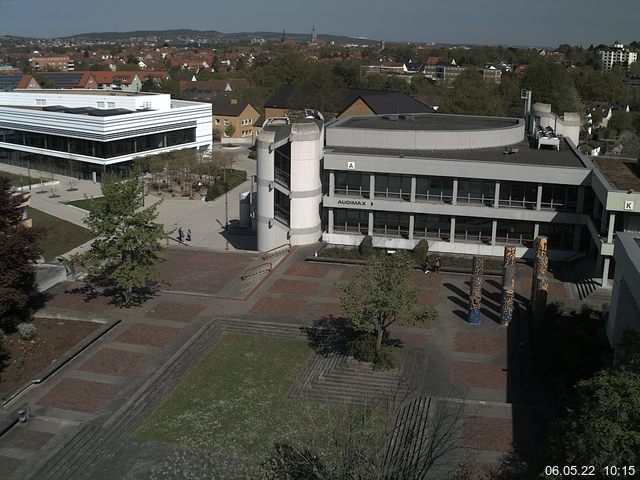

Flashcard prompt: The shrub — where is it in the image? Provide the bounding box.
[17,322,37,340]
[347,331,396,370]
[358,235,374,256]
[413,239,429,267]
[423,306,439,321]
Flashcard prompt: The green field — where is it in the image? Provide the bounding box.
[0,171,51,188]
[65,197,105,211]
[30,208,94,260]
[135,334,381,474]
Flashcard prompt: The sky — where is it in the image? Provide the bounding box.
[0,0,638,47]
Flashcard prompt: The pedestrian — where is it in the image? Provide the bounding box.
[178,227,184,243]
[186,229,192,242]
[434,256,441,274]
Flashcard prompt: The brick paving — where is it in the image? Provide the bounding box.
[453,332,506,355]
[37,378,119,413]
[462,416,514,452]
[2,429,54,451]
[0,456,24,479]
[248,297,306,317]
[450,361,508,390]
[79,348,151,376]
[0,246,579,479]
[268,278,320,295]
[144,301,206,322]
[115,324,180,348]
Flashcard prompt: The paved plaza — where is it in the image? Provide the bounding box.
[0,242,576,479]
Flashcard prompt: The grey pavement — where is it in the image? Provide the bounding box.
[1,150,258,255]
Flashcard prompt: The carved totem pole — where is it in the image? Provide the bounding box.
[500,245,517,326]
[468,255,484,324]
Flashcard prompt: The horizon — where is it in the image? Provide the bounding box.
[0,0,638,47]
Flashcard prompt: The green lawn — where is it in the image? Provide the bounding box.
[136,334,351,463]
[30,208,94,260]
[65,197,105,211]
[0,171,51,187]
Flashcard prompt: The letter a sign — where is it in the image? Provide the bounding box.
[347,161,356,170]
[624,200,634,211]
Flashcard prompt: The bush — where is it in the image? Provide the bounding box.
[0,330,9,372]
[17,322,36,340]
[347,331,396,370]
[358,235,373,256]
[423,306,438,321]
[205,169,247,201]
[413,239,429,267]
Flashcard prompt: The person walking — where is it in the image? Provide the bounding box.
[434,256,441,274]
[178,227,184,243]
[186,229,192,242]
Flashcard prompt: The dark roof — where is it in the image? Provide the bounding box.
[0,74,24,91]
[40,72,86,87]
[342,90,435,116]
[213,98,249,116]
[264,85,435,116]
[328,138,585,169]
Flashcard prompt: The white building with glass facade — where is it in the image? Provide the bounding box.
[0,90,212,181]
[256,110,640,287]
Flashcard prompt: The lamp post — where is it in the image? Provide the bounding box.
[224,167,228,230]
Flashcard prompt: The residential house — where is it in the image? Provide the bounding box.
[0,73,41,91]
[30,55,74,71]
[213,98,261,145]
[39,72,98,89]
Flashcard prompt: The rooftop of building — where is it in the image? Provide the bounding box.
[593,157,640,191]
[327,137,585,168]
[334,113,519,131]
[10,89,149,97]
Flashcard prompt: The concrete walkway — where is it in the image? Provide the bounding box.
[1,152,258,253]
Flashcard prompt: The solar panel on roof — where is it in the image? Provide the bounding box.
[42,72,84,87]
[0,74,23,90]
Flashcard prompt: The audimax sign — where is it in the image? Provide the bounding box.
[336,199,374,207]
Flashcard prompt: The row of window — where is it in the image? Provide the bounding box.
[0,127,195,159]
[334,172,579,212]
[332,209,576,249]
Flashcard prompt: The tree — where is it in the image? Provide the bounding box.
[440,69,505,117]
[339,250,425,351]
[224,123,236,139]
[77,171,166,306]
[542,369,640,469]
[0,176,41,329]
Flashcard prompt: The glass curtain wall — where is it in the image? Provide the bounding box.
[374,174,411,201]
[499,181,538,209]
[415,176,453,203]
[457,179,495,206]
[373,211,410,237]
[454,216,493,243]
[334,172,370,197]
[413,214,451,240]
[495,220,535,246]
[334,208,369,234]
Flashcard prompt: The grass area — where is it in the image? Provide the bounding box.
[205,169,247,201]
[0,171,51,187]
[136,334,363,468]
[65,196,105,211]
[30,208,94,260]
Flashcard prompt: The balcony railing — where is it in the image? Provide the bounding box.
[274,205,290,226]
[373,189,411,201]
[372,226,410,238]
[274,167,290,188]
[334,186,369,197]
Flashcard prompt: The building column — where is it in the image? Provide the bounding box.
[576,186,585,214]
[533,223,540,239]
[409,215,415,240]
[572,224,582,251]
[607,212,616,244]
[329,172,335,197]
[369,174,375,200]
[328,208,334,234]
[452,178,458,205]
[600,209,608,234]
[410,177,416,202]
[593,196,599,220]
[602,257,611,288]
[368,211,374,236]
[536,184,543,211]
[450,217,456,244]
[494,181,500,208]
[491,219,497,245]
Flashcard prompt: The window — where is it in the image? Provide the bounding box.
[334,208,368,234]
[414,214,450,240]
[373,211,410,238]
[223,119,229,126]
[454,217,493,244]
[274,189,290,226]
[97,101,105,108]
[335,171,369,197]
[107,102,116,108]
[415,176,453,203]
[35,99,46,106]
[374,174,411,200]
[215,118,220,125]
